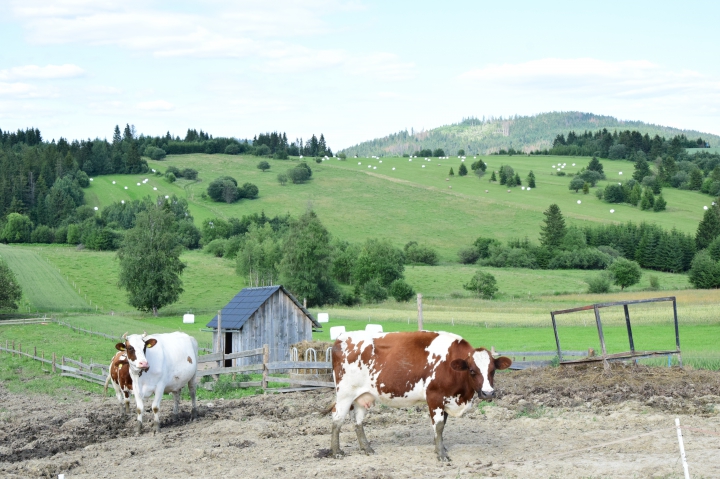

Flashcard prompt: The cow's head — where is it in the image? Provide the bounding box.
[450,349,512,399]
[115,332,157,374]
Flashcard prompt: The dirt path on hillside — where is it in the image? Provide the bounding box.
[2,365,719,478]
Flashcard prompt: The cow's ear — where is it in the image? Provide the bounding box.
[145,338,158,348]
[450,359,469,371]
[494,356,512,370]
[115,342,126,351]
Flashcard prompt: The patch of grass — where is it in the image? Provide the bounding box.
[477,400,496,414]
[515,403,546,419]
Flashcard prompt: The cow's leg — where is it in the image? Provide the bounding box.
[188,375,198,420]
[133,391,145,435]
[430,405,450,462]
[151,387,163,434]
[172,391,180,419]
[330,398,353,458]
[113,383,125,415]
[352,402,374,455]
[123,391,130,415]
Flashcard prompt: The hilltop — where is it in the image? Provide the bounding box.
[339,112,720,157]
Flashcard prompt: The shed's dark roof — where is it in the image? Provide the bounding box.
[206,285,320,330]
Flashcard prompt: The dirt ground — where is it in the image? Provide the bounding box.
[2,364,720,479]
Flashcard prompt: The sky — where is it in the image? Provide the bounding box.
[1,0,719,149]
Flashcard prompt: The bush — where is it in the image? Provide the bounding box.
[257,161,270,172]
[277,173,288,185]
[165,172,177,183]
[76,171,90,188]
[30,225,54,244]
[586,272,611,293]
[579,169,603,186]
[181,168,198,180]
[457,247,480,264]
[688,250,720,288]
[548,248,614,270]
[474,237,501,258]
[166,166,181,177]
[603,184,625,203]
[207,176,239,203]
[404,242,438,265]
[463,270,498,299]
[225,144,240,155]
[648,275,660,290]
[287,165,311,184]
[362,278,388,303]
[204,238,228,257]
[223,235,244,259]
[54,225,68,244]
[608,258,642,290]
[67,223,81,244]
[339,290,360,306]
[2,213,32,243]
[274,149,288,160]
[389,279,415,302]
[481,244,537,269]
[432,148,445,157]
[176,220,201,249]
[238,182,259,199]
[145,146,167,160]
[569,177,585,192]
[254,145,271,156]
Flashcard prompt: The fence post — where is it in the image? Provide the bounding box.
[216,310,223,370]
[34,346,37,359]
[52,352,56,373]
[417,293,423,331]
[62,356,65,370]
[18,343,21,355]
[262,344,269,390]
[11,340,15,357]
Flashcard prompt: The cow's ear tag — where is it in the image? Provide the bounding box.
[450,359,469,371]
[115,342,126,351]
[145,338,157,348]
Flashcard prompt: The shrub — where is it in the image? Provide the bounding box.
[603,184,625,203]
[404,242,438,265]
[362,278,388,303]
[166,166,181,177]
[225,144,240,155]
[277,173,288,185]
[457,149,465,156]
[463,270,498,299]
[181,168,198,180]
[548,248,613,270]
[254,145,271,156]
[449,167,454,176]
[471,159,487,172]
[481,244,537,268]
[586,272,611,293]
[54,225,68,244]
[569,177,585,192]
[238,182,259,199]
[176,220,201,249]
[315,158,322,163]
[339,290,360,306]
[30,225,54,244]
[432,148,445,157]
[207,176,239,202]
[648,275,660,290]
[223,235,244,259]
[67,223,81,244]
[2,213,32,243]
[165,172,176,183]
[274,149,288,160]
[145,146,167,160]
[579,169,603,186]
[608,258,642,290]
[76,171,90,187]
[389,279,415,302]
[288,165,311,184]
[257,161,270,172]
[474,237,502,258]
[204,238,228,257]
[688,250,720,288]
[457,247,480,264]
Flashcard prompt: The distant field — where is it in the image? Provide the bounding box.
[0,244,90,313]
[79,153,711,261]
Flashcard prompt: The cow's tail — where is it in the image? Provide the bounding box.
[320,402,336,416]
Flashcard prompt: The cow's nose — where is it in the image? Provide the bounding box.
[480,390,495,399]
[137,360,148,369]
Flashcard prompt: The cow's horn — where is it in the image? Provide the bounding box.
[468,352,472,357]
[142,331,147,339]
[122,332,128,339]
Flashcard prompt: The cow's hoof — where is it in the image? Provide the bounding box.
[331,450,345,459]
[437,454,451,462]
[154,424,160,435]
[135,424,142,436]
[361,446,375,455]
[191,408,198,420]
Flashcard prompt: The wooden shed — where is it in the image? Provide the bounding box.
[206,286,322,366]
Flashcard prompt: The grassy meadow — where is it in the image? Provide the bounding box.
[79,153,713,261]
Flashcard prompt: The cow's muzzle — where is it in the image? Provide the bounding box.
[478,390,495,400]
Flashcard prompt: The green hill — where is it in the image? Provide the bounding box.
[339,112,720,156]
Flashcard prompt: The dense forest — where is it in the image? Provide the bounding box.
[340,111,720,157]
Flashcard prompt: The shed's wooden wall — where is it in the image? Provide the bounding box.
[214,290,313,366]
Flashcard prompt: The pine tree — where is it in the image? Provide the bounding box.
[514,173,521,186]
[696,205,720,249]
[539,204,567,249]
[490,171,497,182]
[582,182,590,194]
[449,167,454,176]
[689,168,704,190]
[506,175,516,187]
[527,170,536,188]
[632,157,651,182]
[653,194,667,211]
[587,156,604,175]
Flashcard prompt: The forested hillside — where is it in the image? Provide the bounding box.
[340,112,720,157]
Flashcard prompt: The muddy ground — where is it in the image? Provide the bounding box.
[1,364,720,478]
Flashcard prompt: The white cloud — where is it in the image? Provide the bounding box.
[0,64,85,81]
[137,100,175,111]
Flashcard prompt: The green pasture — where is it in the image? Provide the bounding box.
[0,244,90,312]
[80,153,712,261]
[9,245,244,314]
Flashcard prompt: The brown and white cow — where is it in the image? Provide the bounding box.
[104,350,133,414]
[330,330,512,461]
[115,331,199,434]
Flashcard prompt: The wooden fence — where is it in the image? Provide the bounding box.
[0,317,52,326]
[197,345,335,390]
[0,340,109,386]
[497,350,590,369]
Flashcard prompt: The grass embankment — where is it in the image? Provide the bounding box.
[80,153,712,261]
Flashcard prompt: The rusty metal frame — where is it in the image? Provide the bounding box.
[550,296,682,368]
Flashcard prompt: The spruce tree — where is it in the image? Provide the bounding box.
[527,170,536,188]
[653,194,667,212]
[499,166,506,184]
[633,157,651,182]
[587,156,604,176]
[539,204,567,249]
[449,167,454,176]
[689,168,703,190]
[696,205,720,249]
[490,171,497,182]
[458,163,468,176]
[582,182,590,195]
[514,172,521,186]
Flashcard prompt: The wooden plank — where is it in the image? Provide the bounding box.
[497,351,587,357]
[267,387,326,394]
[224,348,264,360]
[61,373,105,386]
[196,363,264,377]
[268,361,332,370]
[509,361,553,370]
[59,368,106,381]
[89,363,110,371]
[560,349,680,365]
[63,357,90,369]
[197,352,224,363]
[265,377,334,387]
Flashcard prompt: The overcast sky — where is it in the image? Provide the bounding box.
[1,0,719,149]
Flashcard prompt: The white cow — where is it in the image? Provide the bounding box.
[115,332,199,434]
